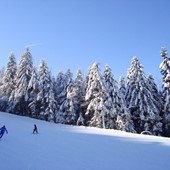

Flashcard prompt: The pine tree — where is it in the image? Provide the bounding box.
[65,80,77,124]
[27,67,39,118]
[37,60,57,122]
[55,70,67,123]
[85,63,108,128]
[12,48,33,115]
[125,56,162,135]
[55,71,66,105]
[57,69,78,125]
[0,67,5,96]
[45,73,58,122]
[103,64,120,129]
[0,53,17,111]
[0,67,5,83]
[103,65,135,132]
[75,69,86,125]
[119,76,126,100]
[145,74,163,136]
[160,47,170,136]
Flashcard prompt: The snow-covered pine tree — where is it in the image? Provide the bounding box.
[12,48,33,115]
[103,65,135,132]
[160,47,170,136]
[119,76,126,100]
[0,67,5,81]
[0,53,17,111]
[37,60,57,122]
[103,64,120,129]
[145,74,163,135]
[57,69,78,125]
[0,67,5,96]
[27,67,39,118]
[125,56,162,135]
[85,63,109,128]
[75,69,86,125]
[55,70,67,123]
[65,81,77,124]
[45,73,58,122]
[55,70,66,105]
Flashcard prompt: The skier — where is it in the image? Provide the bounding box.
[33,124,38,134]
[0,125,8,139]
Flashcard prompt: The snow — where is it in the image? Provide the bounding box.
[0,112,170,170]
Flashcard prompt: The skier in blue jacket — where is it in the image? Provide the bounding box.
[0,125,8,139]
[33,124,38,134]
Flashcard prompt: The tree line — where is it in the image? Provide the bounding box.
[0,47,170,137]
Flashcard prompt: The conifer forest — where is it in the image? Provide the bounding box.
[0,47,170,137]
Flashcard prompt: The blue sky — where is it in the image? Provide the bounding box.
[0,0,170,84]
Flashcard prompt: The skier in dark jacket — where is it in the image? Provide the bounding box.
[33,124,38,134]
[0,125,8,139]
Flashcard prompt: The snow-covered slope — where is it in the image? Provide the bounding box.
[0,112,170,170]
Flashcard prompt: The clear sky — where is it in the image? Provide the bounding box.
[0,0,170,84]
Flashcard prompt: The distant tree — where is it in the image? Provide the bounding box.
[0,67,5,84]
[145,74,163,135]
[0,67,5,96]
[85,63,109,128]
[12,48,33,115]
[103,65,135,132]
[27,67,39,118]
[0,67,5,110]
[75,69,86,125]
[57,69,78,124]
[103,64,121,129]
[37,60,57,122]
[55,71,67,105]
[65,80,77,124]
[125,56,162,135]
[160,47,170,136]
[45,73,58,122]
[55,70,67,123]
[119,76,126,100]
[0,53,17,111]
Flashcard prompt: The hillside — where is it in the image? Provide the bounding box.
[0,112,170,170]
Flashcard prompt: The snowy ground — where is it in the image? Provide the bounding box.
[0,112,170,170]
